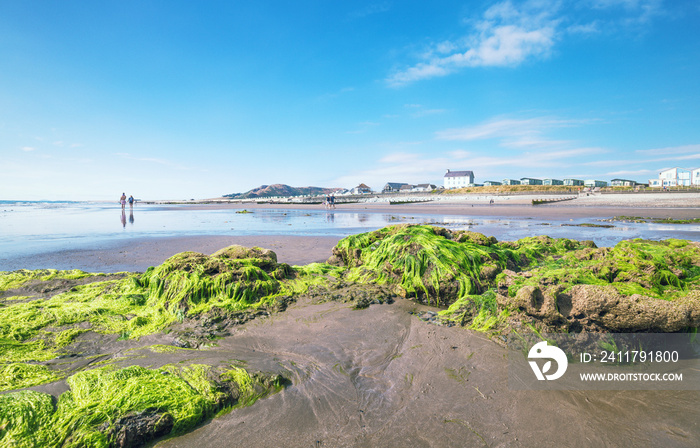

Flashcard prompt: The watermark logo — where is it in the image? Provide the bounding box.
[528,341,568,381]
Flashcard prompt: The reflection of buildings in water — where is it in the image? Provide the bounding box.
[246,210,294,224]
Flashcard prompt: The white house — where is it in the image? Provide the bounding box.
[543,179,563,186]
[584,180,607,188]
[351,183,372,194]
[520,178,543,186]
[413,183,438,192]
[444,170,474,189]
[563,179,584,186]
[649,167,692,187]
[693,168,700,186]
[610,179,637,187]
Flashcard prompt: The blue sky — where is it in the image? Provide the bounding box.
[2,0,699,200]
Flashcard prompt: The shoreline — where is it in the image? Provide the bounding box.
[2,197,699,273]
[150,192,700,219]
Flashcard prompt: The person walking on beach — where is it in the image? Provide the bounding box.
[128,195,134,208]
[120,193,127,210]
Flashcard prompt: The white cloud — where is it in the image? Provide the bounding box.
[21,146,36,151]
[636,144,700,156]
[386,0,665,86]
[435,116,589,149]
[606,169,657,176]
[387,0,560,86]
[566,21,600,34]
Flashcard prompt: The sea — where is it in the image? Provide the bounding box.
[1,200,699,270]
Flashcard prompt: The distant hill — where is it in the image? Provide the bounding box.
[223,184,340,199]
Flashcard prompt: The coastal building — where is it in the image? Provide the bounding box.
[413,183,437,192]
[483,181,502,186]
[444,170,474,189]
[563,179,584,186]
[520,178,543,186]
[502,179,521,185]
[351,183,372,194]
[610,179,638,187]
[649,167,692,187]
[693,168,700,186]
[543,179,563,186]
[383,182,408,193]
[399,184,414,192]
[584,180,608,188]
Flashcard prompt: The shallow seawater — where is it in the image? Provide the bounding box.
[0,201,698,264]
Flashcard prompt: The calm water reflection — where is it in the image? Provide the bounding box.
[0,202,698,262]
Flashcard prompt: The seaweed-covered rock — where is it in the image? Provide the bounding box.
[138,246,295,315]
[0,364,288,448]
[331,225,500,306]
[327,225,700,334]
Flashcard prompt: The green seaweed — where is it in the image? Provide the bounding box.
[2,224,699,397]
[609,216,700,224]
[0,364,285,448]
[0,269,97,293]
[334,225,498,305]
[0,362,60,392]
[0,390,55,448]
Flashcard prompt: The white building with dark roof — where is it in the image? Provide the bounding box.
[444,169,474,189]
[610,179,638,187]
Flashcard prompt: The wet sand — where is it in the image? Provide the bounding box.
[149,298,700,448]
[2,235,341,273]
[167,195,700,220]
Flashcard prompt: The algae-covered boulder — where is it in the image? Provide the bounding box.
[330,225,502,306]
[327,225,700,334]
[138,246,294,315]
[0,364,287,448]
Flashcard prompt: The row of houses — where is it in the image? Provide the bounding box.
[649,167,700,187]
[445,167,700,189]
[443,170,612,188]
[348,166,700,196]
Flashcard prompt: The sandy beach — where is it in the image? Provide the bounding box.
[3,195,700,447]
